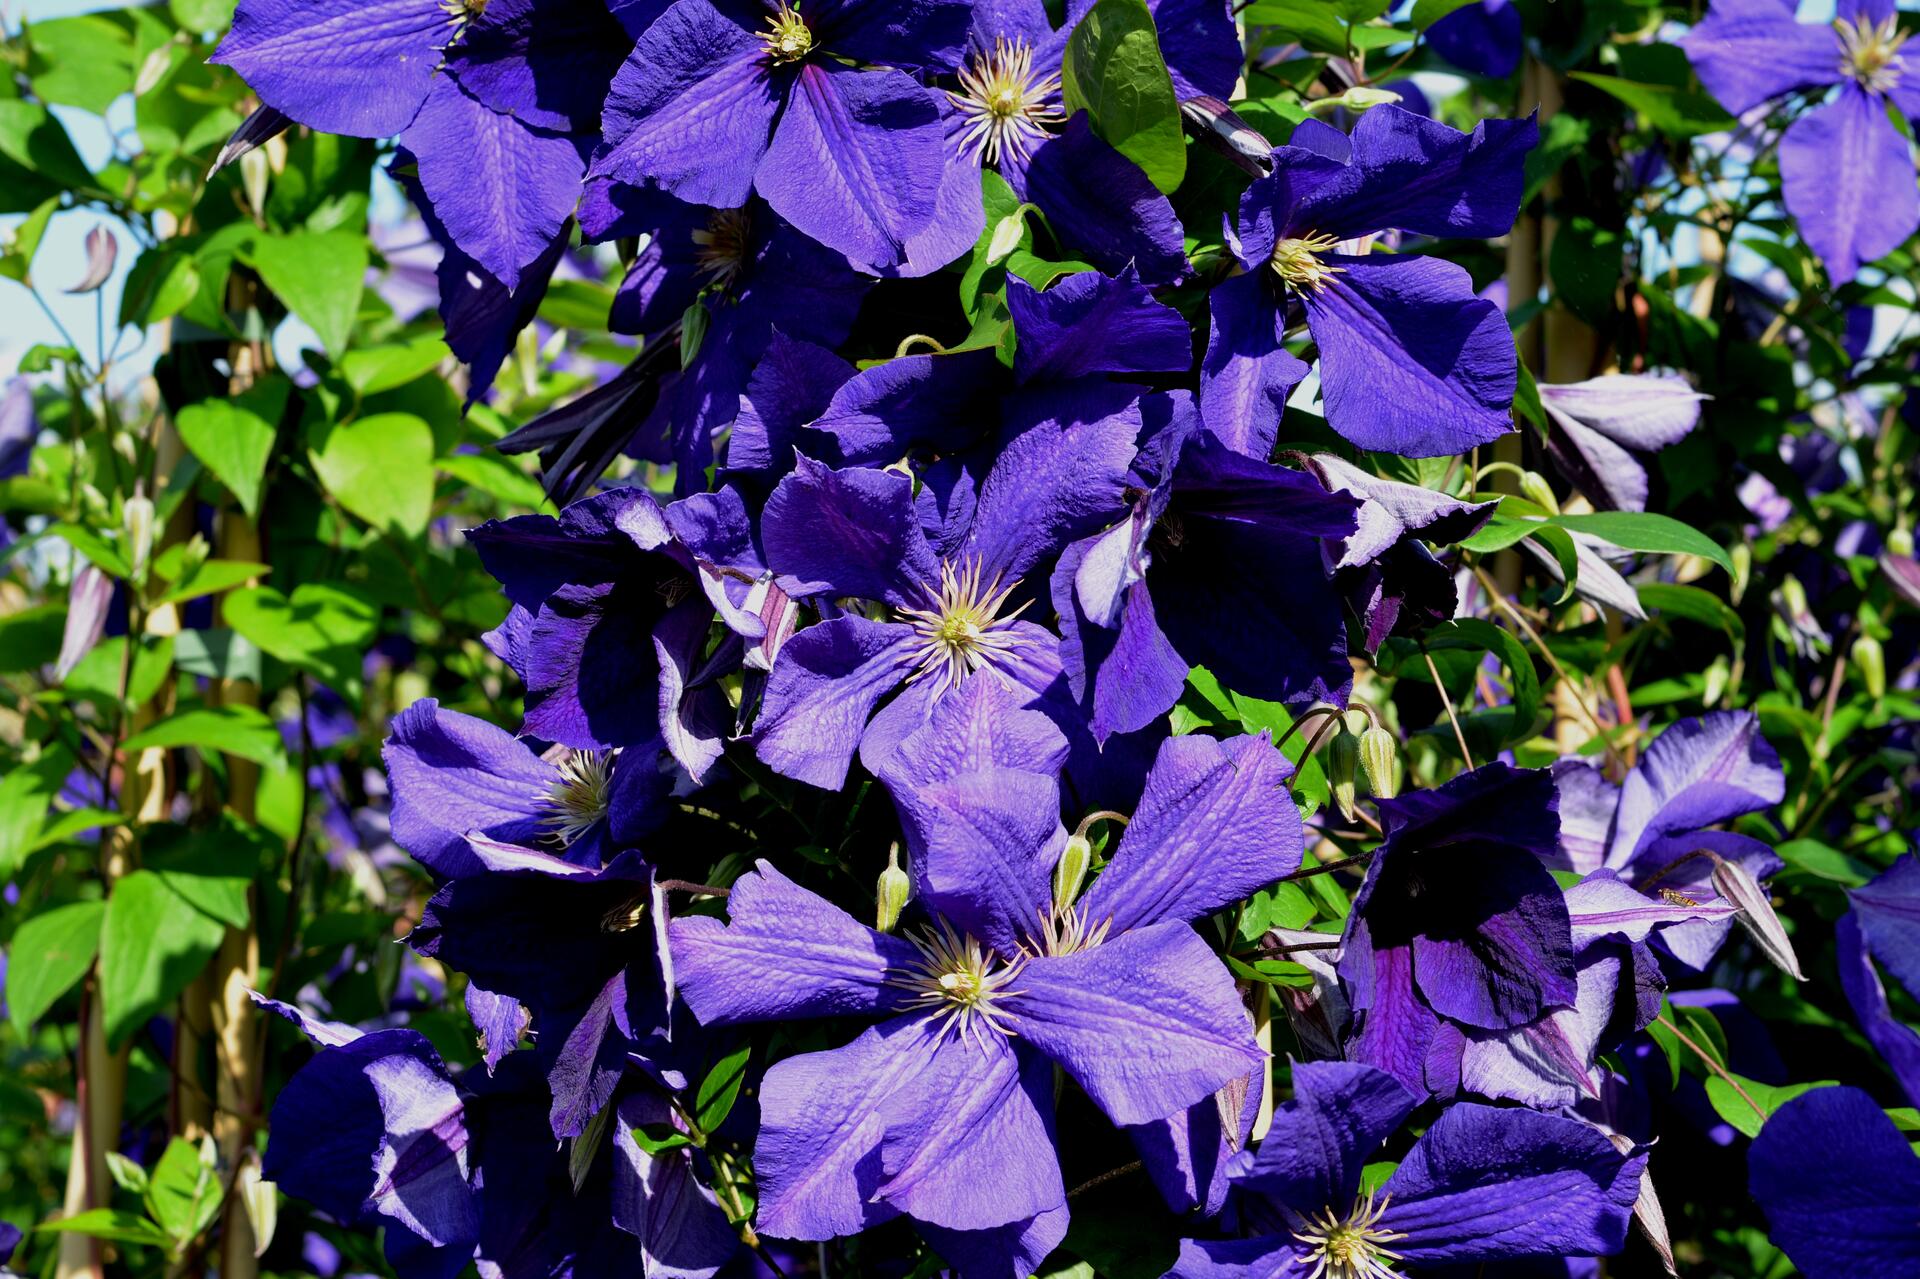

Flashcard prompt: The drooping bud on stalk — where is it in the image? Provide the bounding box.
[1889,526,1915,559]
[1852,633,1886,700]
[1327,725,1360,822]
[1358,726,1398,800]
[1518,470,1560,515]
[1052,832,1092,919]
[1703,654,1730,707]
[1730,542,1752,604]
[876,843,911,934]
[124,493,155,586]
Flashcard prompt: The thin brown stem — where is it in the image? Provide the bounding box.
[1654,1014,1765,1120]
[1423,647,1475,769]
[1282,852,1374,881]
[1470,563,1625,770]
[657,879,732,898]
[1067,1159,1144,1199]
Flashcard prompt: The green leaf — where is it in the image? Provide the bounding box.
[1566,71,1735,138]
[223,581,379,697]
[1541,511,1733,573]
[0,746,74,876]
[0,603,68,674]
[99,870,228,1048]
[1061,0,1186,195]
[1705,1075,1836,1140]
[6,899,105,1033]
[122,705,286,767]
[145,820,266,929]
[35,1209,173,1249]
[1242,1,1350,53]
[177,386,285,519]
[0,196,60,285]
[627,1125,693,1156]
[248,229,368,358]
[1236,881,1317,944]
[1637,581,1744,640]
[120,249,201,329]
[146,1136,221,1243]
[171,0,237,30]
[1425,618,1541,750]
[1410,0,1477,28]
[307,412,435,537]
[437,452,549,510]
[50,522,133,577]
[155,559,270,607]
[1549,216,1624,326]
[0,100,94,191]
[694,1042,751,1134]
[338,337,451,396]
[1772,838,1874,887]
[26,15,136,115]
[33,808,123,851]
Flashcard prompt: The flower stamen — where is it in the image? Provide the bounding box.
[691,208,753,292]
[537,750,615,849]
[1022,901,1114,959]
[898,556,1034,694]
[760,2,814,63]
[887,921,1025,1048]
[1269,233,1346,293]
[1835,14,1909,92]
[949,37,1068,165]
[1291,1188,1408,1279]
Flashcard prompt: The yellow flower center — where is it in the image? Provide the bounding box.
[538,749,614,849]
[949,37,1068,165]
[1292,1189,1409,1279]
[761,3,815,63]
[1836,14,1909,92]
[1268,233,1347,293]
[888,921,1025,1047]
[898,556,1034,694]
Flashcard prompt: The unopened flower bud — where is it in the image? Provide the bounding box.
[1703,654,1730,707]
[876,844,910,934]
[1327,726,1360,822]
[1358,726,1397,800]
[124,494,155,584]
[1853,633,1886,700]
[1890,526,1914,559]
[1518,470,1560,515]
[1730,542,1752,604]
[1053,833,1092,918]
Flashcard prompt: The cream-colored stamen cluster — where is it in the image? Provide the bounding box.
[1269,233,1347,293]
[889,921,1025,1047]
[1291,1189,1408,1279]
[899,557,1033,694]
[692,207,753,291]
[950,37,1068,165]
[537,749,615,848]
[1024,901,1113,959]
[1836,14,1909,92]
[760,2,815,63]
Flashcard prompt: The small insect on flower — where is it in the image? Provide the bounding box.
[1291,1188,1409,1279]
[538,750,615,849]
[898,556,1034,694]
[1269,232,1347,294]
[760,2,815,64]
[950,36,1067,166]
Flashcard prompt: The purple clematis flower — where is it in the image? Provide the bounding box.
[381,698,672,879]
[1338,763,1579,1100]
[1837,854,1920,1106]
[1682,0,1920,284]
[749,374,1141,789]
[1540,374,1707,513]
[592,0,970,269]
[932,0,1242,284]
[1169,1060,1644,1279]
[1749,1085,1920,1279]
[1425,0,1523,79]
[469,487,734,776]
[1051,391,1361,744]
[1206,106,1535,460]
[1550,710,1786,973]
[671,677,1288,1275]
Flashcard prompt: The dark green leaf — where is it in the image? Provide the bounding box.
[694,1042,751,1134]
[1061,0,1186,195]
[121,705,286,767]
[6,899,105,1033]
[248,228,368,358]
[99,870,227,1048]
[1541,512,1733,572]
[307,412,435,537]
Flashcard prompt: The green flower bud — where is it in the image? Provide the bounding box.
[1853,633,1886,700]
[1703,654,1730,707]
[1053,833,1093,918]
[1730,542,1752,604]
[123,494,155,586]
[1327,727,1360,822]
[1518,470,1560,516]
[875,844,911,934]
[1890,526,1915,559]
[1358,726,1398,800]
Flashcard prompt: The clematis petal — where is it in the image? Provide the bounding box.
[1545,402,1652,512]
[919,1204,1072,1279]
[1127,1063,1261,1215]
[1014,116,1190,285]
[728,333,856,480]
[1198,270,1307,461]
[1780,83,1920,286]
[1086,732,1302,934]
[1406,842,1579,1031]
[1007,921,1263,1126]
[446,0,632,133]
[1007,267,1192,386]
[1304,253,1516,457]
[1607,710,1785,868]
[1748,1086,1920,1279]
[1165,1236,1304,1279]
[1380,1102,1642,1263]
[212,0,445,138]
[1343,938,1445,1096]
[902,766,1064,956]
[807,348,1007,467]
[815,0,974,69]
[1236,1059,1416,1220]
[1836,912,1920,1109]
[752,616,921,789]
[610,1091,740,1278]
[1426,0,1523,78]
[762,455,943,606]
[382,698,556,879]
[1050,526,1192,744]
[518,579,664,751]
[672,860,922,1023]
[1849,853,1920,1001]
[1678,0,1845,116]
[1563,869,1733,947]
[1537,373,1706,451]
[593,0,780,208]
[1294,106,1537,241]
[1550,759,1619,875]
[1305,452,1496,570]
[757,62,945,268]
[1459,946,1624,1108]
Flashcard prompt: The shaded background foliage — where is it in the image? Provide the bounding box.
[0,0,1915,1277]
